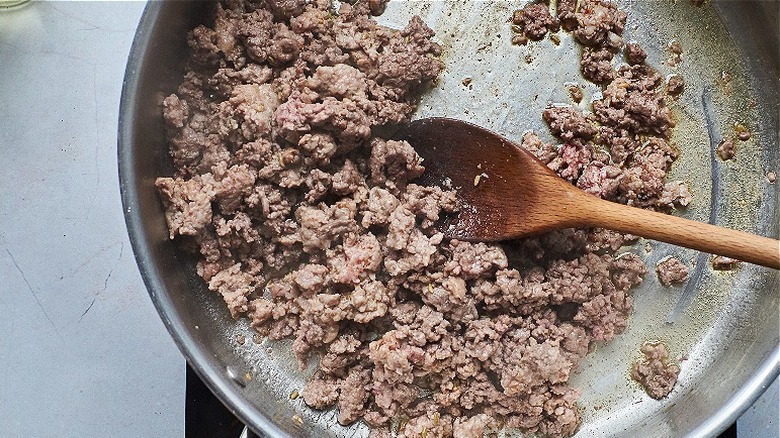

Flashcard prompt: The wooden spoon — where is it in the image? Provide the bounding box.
[393,117,780,269]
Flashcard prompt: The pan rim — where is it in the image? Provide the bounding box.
[116,1,780,437]
[117,2,284,436]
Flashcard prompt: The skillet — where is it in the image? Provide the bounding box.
[118,1,779,436]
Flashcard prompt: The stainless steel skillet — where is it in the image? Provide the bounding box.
[118,1,779,436]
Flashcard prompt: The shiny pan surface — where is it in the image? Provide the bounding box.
[118,1,779,436]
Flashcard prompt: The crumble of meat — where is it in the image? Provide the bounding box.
[568,85,584,103]
[572,0,626,47]
[543,106,598,143]
[157,1,686,437]
[453,414,493,438]
[666,74,685,96]
[631,341,680,399]
[712,255,740,271]
[668,40,683,65]
[624,42,647,65]
[511,2,560,45]
[593,65,676,138]
[581,47,614,84]
[669,40,683,55]
[655,256,689,286]
[716,138,736,161]
[537,64,687,209]
[557,0,579,31]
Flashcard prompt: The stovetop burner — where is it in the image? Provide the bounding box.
[185,363,737,438]
[186,363,254,438]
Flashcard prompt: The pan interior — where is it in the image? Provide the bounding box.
[123,1,779,437]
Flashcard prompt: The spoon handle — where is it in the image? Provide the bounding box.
[583,198,780,269]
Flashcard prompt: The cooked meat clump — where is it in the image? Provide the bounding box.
[655,256,689,286]
[716,138,736,161]
[624,42,647,65]
[511,2,560,45]
[631,342,680,399]
[712,255,740,271]
[156,1,686,437]
[523,0,690,211]
[666,74,685,96]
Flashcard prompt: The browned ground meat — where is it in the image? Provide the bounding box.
[157,1,688,437]
[669,40,683,55]
[532,18,688,211]
[581,47,614,84]
[569,85,584,103]
[624,42,647,65]
[655,256,690,286]
[593,65,676,138]
[667,74,685,96]
[511,2,560,45]
[631,342,680,399]
[668,40,683,65]
[572,0,626,47]
[716,138,736,161]
[712,255,740,270]
[557,0,579,30]
[542,106,597,142]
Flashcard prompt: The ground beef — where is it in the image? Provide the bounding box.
[593,66,675,138]
[655,256,690,286]
[624,42,647,65]
[668,40,683,65]
[572,0,626,47]
[631,342,680,399]
[669,40,683,55]
[542,106,598,142]
[581,47,614,84]
[569,85,584,103]
[557,0,579,30]
[666,74,685,96]
[156,1,689,437]
[453,414,493,438]
[716,138,736,161]
[712,255,740,271]
[537,57,686,209]
[570,0,625,84]
[511,2,560,45]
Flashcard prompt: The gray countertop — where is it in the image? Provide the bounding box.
[0,2,183,437]
[0,2,775,438]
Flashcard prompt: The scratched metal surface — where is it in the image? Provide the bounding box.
[120,1,778,437]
